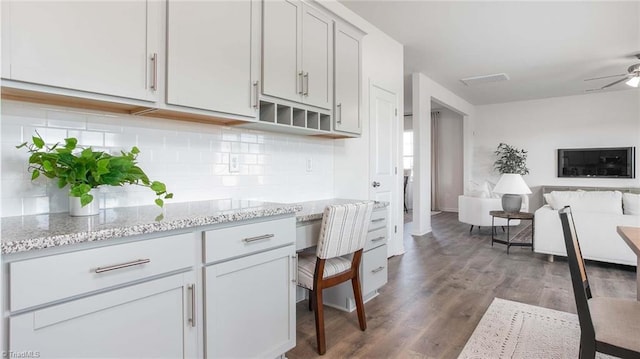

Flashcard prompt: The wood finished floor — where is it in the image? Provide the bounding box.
[286,211,637,359]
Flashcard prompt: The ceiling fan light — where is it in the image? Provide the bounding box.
[626,76,640,87]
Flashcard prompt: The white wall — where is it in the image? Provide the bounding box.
[1,100,335,217]
[472,90,640,188]
[412,73,475,235]
[434,108,463,212]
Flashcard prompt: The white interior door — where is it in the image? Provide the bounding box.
[369,85,403,257]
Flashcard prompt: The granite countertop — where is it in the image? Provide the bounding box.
[1,200,301,255]
[293,198,389,222]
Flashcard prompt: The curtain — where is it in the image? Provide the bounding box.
[431,111,439,211]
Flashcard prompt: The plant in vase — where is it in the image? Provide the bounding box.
[493,143,531,213]
[17,133,173,216]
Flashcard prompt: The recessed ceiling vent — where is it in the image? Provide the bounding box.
[460,73,510,86]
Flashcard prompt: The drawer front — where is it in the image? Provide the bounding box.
[369,209,387,231]
[362,244,388,294]
[204,217,295,264]
[10,232,197,312]
[365,227,387,251]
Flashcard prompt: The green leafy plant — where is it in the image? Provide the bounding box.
[17,133,173,208]
[494,143,530,175]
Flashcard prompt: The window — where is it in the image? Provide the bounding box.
[403,131,413,177]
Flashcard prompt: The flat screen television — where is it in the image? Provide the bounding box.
[558,147,635,178]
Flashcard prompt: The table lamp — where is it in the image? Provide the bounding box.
[493,174,531,213]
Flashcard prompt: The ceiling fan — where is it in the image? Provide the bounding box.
[584,54,640,92]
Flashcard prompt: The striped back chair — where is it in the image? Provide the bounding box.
[297,201,374,355]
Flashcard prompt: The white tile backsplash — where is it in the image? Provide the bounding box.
[1,100,335,217]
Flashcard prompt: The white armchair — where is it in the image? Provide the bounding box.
[458,195,525,232]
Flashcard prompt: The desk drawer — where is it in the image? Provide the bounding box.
[363,244,388,294]
[10,232,196,312]
[204,217,295,264]
[365,227,387,251]
[369,209,387,231]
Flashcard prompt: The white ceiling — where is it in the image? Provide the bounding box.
[340,1,640,106]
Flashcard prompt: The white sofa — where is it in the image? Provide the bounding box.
[534,190,640,266]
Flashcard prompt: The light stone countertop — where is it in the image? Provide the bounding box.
[1,199,301,255]
[292,198,389,223]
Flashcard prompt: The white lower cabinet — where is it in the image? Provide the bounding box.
[204,219,296,358]
[10,272,197,358]
[204,245,296,358]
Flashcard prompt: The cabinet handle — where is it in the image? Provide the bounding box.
[303,72,309,96]
[371,236,385,242]
[253,81,260,109]
[188,284,196,327]
[94,258,150,273]
[150,53,158,91]
[291,254,298,283]
[371,266,385,273]
[242,233,275,243]
[371,218,385,223]
[336,103,342,124]
[298,71,304,95]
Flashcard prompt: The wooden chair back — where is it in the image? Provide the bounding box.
[558,206,595,341]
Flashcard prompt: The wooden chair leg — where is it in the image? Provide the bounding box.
[308,289,313,312]
[351,275,367,331]
[578,337,596,359]
[313,289,326,355]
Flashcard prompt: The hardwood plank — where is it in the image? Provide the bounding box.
[287,212,637,358]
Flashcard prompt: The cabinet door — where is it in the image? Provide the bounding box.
[334,23,363,134]
[3,1,158,102]
[301,5,333,109]
[10,273,197,358]
[205,245,296,358]
[262,0,302,103]
[167,0,259,118]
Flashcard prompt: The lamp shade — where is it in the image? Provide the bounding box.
[493,174,531,195]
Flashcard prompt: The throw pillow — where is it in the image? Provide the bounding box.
[623,193,640,215]
[543,193,555,208]
[549,190,623,214]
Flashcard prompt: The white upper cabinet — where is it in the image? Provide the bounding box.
[167,0,260,118]
[263,0,332,110]
[334,22,364,134]
[1,1,160,102]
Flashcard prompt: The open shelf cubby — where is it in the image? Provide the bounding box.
[319,114,331,131]
[276,105,292,125]
[292,108,306,127]
[259,101,275,123]
[306,111,319,130]
[257,99,331,135]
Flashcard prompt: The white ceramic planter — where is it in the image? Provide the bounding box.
[69,189,100,216]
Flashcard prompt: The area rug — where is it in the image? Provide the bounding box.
[458,297,614,359]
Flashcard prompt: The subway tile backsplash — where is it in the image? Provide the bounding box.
[1,100,335,217]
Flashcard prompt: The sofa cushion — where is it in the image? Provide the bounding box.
[548,190,623,214]
[623,193,640,215]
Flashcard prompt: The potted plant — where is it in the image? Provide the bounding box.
[493,143,531,213]
[17,133,173,216]
[494,142,530,175]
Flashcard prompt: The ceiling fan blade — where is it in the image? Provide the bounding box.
[600,76,631,89]
[584,73,627,81]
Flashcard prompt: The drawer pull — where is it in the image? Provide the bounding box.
[371,218,385,223]
[371,236,385,242]
[150,53,158,91]
[94,258,150,273]
[242,234,275,244]
[371,266,385,273]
